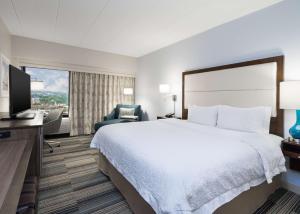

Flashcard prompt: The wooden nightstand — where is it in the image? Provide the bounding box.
[157,116,167,120]
[282,139,300,171]
[157,116,182,120]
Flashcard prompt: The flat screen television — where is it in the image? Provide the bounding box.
[9,65,33,119]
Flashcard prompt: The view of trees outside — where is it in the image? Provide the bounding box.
[25,67,69,115]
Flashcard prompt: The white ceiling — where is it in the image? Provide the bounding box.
[0,0,282,57]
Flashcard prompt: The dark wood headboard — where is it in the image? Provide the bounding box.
[182,56,284,137]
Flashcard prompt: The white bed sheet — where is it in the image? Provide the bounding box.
[91,119,286,214]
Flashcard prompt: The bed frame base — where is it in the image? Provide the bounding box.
[98,152,281,214]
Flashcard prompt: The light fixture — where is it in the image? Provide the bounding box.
[159,84,177,116]
[280,81,300,140]
[31,80,44,91]
[123,87,133,95]
[159,84,170,94]
[172,94,177,115]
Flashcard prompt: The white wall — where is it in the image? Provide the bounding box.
[0,19,11,58]
[12,36,137,76]
[136,0,300,138]
[0,35,137,112]
[136,0,300,191]
[0,18,11,112]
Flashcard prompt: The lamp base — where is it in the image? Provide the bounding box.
[289,110,300,140]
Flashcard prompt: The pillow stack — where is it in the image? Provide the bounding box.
[188,105,272,134]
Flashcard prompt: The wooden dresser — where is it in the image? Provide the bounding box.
[0,111,43,214]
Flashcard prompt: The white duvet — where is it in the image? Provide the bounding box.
[91,119,286,214]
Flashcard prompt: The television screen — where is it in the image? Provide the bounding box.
[9,65,31,116]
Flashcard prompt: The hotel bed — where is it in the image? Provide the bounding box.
[91,119,285,213]
[91,56,286,213]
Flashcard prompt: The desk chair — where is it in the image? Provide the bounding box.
[43,108,64,153]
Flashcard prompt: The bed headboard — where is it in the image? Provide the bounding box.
[182,56,284,136]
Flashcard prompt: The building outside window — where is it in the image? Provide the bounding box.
[25,67,69,116]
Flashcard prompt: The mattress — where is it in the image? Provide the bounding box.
[91,119,286,213]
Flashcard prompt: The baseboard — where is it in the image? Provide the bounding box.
[281,168,300,195]
[281,180,300,195]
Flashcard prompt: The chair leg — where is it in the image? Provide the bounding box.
[47,142,53,153]
[47,140,61,148]
[44,139,61,153]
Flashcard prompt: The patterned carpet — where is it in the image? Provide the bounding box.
[38,135,132,214]
[39,135,300,214]
[255,188,300,214]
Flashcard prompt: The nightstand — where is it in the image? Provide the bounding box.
[157,116,182,120]
[157,116,167,120]
[281,139,300,171]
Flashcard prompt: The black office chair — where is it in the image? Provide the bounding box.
[43,108,64,153]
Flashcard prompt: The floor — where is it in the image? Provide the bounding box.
[254,188,300,214]
[38,135,300,214]
[38,135,132,214]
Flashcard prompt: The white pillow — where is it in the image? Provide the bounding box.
[119,108,135,118]
[217,105,272,134]
[188,105,218,126]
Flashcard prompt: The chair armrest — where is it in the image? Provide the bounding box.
[104,109,115,121]
[137,108,143,121]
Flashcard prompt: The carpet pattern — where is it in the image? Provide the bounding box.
[39,135,300,214]
[255,188,300,214]
[38,135,132,214]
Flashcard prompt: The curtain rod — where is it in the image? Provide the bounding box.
[13,57,136,77]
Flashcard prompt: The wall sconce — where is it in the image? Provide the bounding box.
[159,84,170,94]
[159,84,177,115]
[123,88,133,95]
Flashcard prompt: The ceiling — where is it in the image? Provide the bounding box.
[0,0,282,57]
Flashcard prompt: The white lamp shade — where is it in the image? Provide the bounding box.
[31,80,44,91]
[159,84,170,94]
[280,81,300,109]
[123,87,133,95]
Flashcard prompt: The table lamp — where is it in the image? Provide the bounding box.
[280,81,300,139]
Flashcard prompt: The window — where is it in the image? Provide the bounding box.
[25,67,69,116]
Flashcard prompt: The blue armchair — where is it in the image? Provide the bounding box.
[94,104,142,132]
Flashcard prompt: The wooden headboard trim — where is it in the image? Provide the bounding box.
[182,56,284,137]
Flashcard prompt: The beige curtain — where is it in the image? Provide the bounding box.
[69,71,135,136]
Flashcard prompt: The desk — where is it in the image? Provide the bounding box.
[0,111,43,214]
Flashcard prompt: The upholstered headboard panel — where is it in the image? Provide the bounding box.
[182,56,284,136]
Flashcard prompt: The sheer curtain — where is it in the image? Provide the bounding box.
[69,71,135,136]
